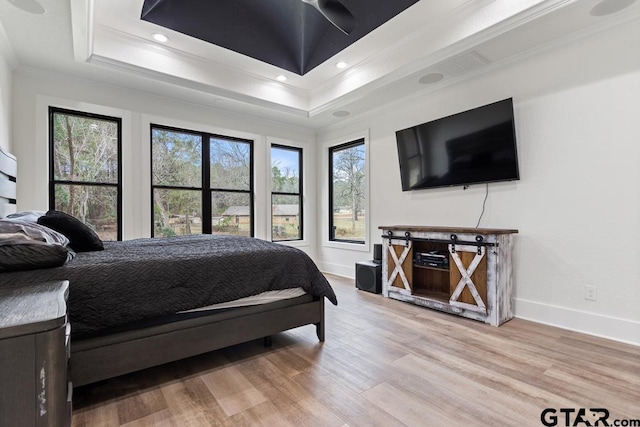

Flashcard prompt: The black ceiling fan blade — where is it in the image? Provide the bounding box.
[317,0,356,35]
[141,0,166,18]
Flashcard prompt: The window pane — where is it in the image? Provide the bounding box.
[53,184,118,241]
[152,129,202,187]
[331,142,365,242]
[272,194,301,241]
[52,113,118,183]
[210,138,250,191]
[271,146,300,193]
[153,188,202,237]
[212,191,251,237]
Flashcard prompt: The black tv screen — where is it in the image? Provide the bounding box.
[395,98,519,191]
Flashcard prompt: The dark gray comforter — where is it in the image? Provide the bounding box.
[0,235,337,338]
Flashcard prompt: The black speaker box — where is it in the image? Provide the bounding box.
[373,243,382,264]
[355,261,382,294]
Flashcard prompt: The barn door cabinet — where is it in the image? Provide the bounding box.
[379,226,518,326]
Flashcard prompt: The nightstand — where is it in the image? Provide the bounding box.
[0,281,71,427]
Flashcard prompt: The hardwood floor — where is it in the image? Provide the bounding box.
[72,274,640,426]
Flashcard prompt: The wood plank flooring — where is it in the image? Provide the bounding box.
[72,274,640,426]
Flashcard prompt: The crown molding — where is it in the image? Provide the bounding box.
[71,0,311,113]
[16,65,317,132]
[94,25,310,98]
[62,0,640,127]
[70,0,94,62]
[318,11,640,133]
[87,53,310,118]
[307,0,580,117]
[88,25,313,111]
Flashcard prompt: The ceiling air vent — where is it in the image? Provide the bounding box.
[434,51,490,77]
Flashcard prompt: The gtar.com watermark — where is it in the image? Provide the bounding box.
[541,408,640,427]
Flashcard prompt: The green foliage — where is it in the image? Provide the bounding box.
[152,130,252,236]
[272,223,300,241]
[157,226,177,237]
[213,223,240,233]
[152,129,201,187]
[210,138,251,190]
[332,142,365,239]
[271,165,298,193]
[51,112,119,240]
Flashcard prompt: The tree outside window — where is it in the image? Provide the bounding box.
[49,107,121,241]
[329,139,365,243]
[151,128,202,237]
[151,124,253,237]
[271,145,302,241]
[210,137,253,237]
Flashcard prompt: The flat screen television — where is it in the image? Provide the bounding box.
[395,98,519,191]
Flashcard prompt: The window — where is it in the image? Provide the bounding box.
[49,107,122,241]
[329,139,365,243]
[271,144,302,241]
[210,136,253,237]
[151,127,203,237]
[151,124,253,237]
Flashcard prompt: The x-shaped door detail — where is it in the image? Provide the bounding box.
[388,243,412,291]
[449,245,487,313]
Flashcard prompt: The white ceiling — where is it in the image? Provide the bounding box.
[0,0,638,128]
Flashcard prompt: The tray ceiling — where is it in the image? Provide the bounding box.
[140,0,419,75]
[0,0,638,127]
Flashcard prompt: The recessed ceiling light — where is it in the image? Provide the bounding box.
[590,0,636,16]
[276,75,288,82]
[418,73,444,85]
[336,61,348,69]
[152,33,170,43]
[333,110,350,118]
[7,0,45,14]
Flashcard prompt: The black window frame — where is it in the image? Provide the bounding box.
[48,106,123,241]
[270,143,303,242]
[328,138,366,244]
[150,123,254,237]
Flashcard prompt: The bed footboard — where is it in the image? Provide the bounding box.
[71,297,324,387]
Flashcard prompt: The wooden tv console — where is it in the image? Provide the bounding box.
[379,225,518,326]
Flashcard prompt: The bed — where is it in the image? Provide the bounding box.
[0,147,337,387]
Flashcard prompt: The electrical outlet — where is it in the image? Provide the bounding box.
[585,286,597,301]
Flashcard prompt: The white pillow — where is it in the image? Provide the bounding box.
[0,219,70,246]
[5,210,46,223]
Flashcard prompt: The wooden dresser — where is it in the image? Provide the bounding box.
[380,226,518,326]
[0,281,71,426]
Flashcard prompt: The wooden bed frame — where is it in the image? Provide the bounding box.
[0,147,326,387]
[72,296,324,386]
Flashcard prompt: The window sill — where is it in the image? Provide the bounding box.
[274,239,309,248]
[323,240,370,252]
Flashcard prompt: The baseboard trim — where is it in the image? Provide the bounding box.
[515,298,640,347]
[318,261,354,280]
[317,264,640,347]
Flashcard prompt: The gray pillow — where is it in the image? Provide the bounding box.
[5,211,46,222]
[0,219,70,246]
[0,238,75,272]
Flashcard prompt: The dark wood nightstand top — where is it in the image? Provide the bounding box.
[0,281,69,340]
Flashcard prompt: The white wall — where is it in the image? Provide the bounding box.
[11,69,318,257]
[0,37,11,153]
[7,16,640,345]
[317,21,640,345]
